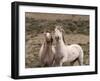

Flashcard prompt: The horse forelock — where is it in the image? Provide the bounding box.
[55,25,64,32]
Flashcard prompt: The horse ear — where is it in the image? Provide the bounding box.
[43,29,47,34]
[43,31,46,36]
[59,26,65,33]
[61,28,65,33]
[55,26,57,31]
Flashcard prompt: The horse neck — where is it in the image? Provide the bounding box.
[55,37,66,49]
[42,40,53,56]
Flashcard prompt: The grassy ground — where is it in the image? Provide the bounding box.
[25,34,89,68]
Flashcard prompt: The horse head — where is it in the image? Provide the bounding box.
[44,31,53,44]
[54,25,65,43]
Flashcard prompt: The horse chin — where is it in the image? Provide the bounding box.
[46,40,51,44]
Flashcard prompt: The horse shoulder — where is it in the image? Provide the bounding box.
[52,45,56,55]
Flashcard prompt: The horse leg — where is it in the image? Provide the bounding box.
[70,61,75,66]
[60,58,66,66]
[60,61,63,66]
[78,46,83,65]
[70,58,78,66]
[78,55,83,65]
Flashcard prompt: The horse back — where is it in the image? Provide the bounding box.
[66,44,83,62]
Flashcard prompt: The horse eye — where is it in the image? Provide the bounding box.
[55,36,59,40]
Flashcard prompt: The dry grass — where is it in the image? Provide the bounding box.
[25,34,89,68]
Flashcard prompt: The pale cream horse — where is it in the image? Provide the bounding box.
[54,26,83,66]
[39,32,55,67]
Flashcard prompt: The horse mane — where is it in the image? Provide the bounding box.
[62,34,66,44]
